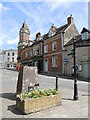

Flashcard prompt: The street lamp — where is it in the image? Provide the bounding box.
[73,37,79,100]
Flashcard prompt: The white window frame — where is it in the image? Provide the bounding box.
[30,50,32,57]
[82,32,89,40]
[52,56,58,67]
[12,57,14,62]
[52,41,57,51]
[44,45,48,53]
[25,52,28,58]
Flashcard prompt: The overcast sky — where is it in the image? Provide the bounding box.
[0,2,88,50]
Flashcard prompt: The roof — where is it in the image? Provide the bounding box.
[23,23,69,49]
[43,24,69,40]
[81,27,90,34]
[21,21,30,33]
[64,35,81,46]
[64,35,90,47]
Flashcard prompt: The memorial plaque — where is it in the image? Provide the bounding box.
[16,66,39,95]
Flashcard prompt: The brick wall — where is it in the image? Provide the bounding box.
[43,35,62,74]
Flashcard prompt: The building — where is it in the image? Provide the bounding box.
[63,27,90,79]
[18,15,79,75]
[0,50,5,68]
[0,49,17,69]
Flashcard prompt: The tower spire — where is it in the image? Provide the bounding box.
[24,19,25,24]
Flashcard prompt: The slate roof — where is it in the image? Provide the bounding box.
[43,24,69,40]
[23,23,69,49]
[81,27,90,33]
[21,21,30,33]
[64,34,90,47]
[64,35,81,46]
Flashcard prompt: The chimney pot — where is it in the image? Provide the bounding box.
[67,14,74,25]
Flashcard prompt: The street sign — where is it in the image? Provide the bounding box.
[64,58,67,63]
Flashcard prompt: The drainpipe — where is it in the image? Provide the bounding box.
[61,31,65,75]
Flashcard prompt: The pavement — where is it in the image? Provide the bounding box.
[0,69,89,119]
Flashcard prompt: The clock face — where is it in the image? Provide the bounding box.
[25,29,28,33]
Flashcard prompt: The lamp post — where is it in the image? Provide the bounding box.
[73,37,79,100]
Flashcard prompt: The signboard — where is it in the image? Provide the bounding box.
[64,58,67,63]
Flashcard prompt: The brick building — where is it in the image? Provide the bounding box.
[18,15,79,75]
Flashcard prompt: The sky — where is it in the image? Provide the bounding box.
[0,2,88,50]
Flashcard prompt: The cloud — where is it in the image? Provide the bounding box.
[13,3,39,22]
[7,36,19,45]
[0,3,10,11]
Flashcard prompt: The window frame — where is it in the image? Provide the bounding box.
[25,52,28,58]
[8,52,10,56]
[12,57,14,62]
[52,56,58,67]
[44,44,48,53]
[52,41,57,51]
[12,52,14,56]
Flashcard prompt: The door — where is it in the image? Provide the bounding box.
[83,62,88,78]
[45,59,48,72]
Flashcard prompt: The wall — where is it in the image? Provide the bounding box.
[43,35,62,75]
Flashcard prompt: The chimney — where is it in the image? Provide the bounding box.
[67,14,74,25]
[36,32,41,40]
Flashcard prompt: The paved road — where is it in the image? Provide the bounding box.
[0,69,89,118]
[0,69,89,93]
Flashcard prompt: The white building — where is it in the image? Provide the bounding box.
[0,49,18,69]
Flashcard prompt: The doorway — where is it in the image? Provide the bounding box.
[44,59,48,73]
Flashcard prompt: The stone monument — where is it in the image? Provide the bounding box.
[16,66,39,95]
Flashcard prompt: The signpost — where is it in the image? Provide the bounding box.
[66,37,79,100]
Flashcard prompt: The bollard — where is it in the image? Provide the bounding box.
[56,76,58,91]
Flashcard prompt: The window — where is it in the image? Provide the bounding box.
[82,32,88,40]
[48,29,56,37]
[12,52,14,56]
[8,58,9,61]
[33,46,40,56]
[52,42,57,51]
[13,64,16,68]
[21,33,22,40]
[7,64,9,67]
[25,52,28,58]
[30,50,32,57]
[44,45,48,53]
[52,57,58,67]
[8,53,10,56]
[12,57,14,62]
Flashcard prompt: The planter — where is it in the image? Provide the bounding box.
[16,93,62,114]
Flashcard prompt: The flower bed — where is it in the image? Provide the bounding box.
[16,88,62,114]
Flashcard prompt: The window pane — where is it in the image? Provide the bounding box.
[44,45,48,53]
[52,57,58,67]
[52,42,57,51]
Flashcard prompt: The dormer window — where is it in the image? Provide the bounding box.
[48,29,56,37]
[48,24,56,38]
[81,27,90,40]
[37,37,42,41]
[82,32,88,40]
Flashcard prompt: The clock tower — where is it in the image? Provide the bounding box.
[18,21,30,63]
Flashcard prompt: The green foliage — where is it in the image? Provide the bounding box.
[23,88,58,99]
